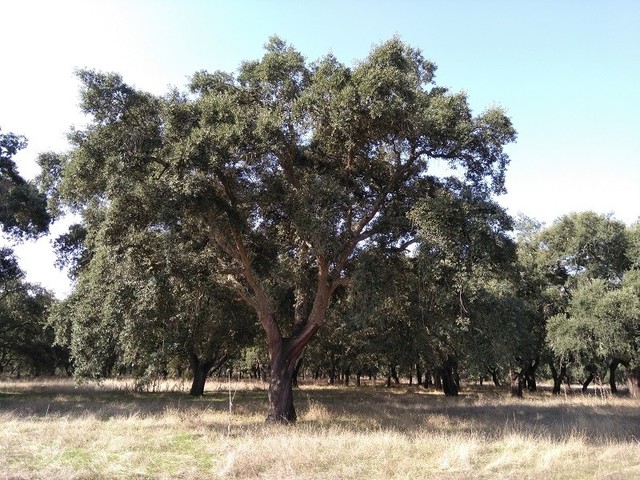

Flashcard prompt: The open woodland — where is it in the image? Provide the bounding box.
[1,377,640,479]
[1,36,640,478]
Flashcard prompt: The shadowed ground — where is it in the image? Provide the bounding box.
[2,379,638,442]
[1,378,639,479]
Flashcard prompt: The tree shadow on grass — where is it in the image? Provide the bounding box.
[2,380,639,444]
[296,385,640,444]
[0,384,268,425]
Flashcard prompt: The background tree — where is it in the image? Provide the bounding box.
[47,172,258,394]
[0,248,64,376]
[547,272,640,395]
[1,131,50,237]
[542,212,633,393]
[0,130,61,375]
[410,183,520,395]
[46,37,515,422]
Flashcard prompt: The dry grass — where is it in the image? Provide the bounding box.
[1,377,639,479]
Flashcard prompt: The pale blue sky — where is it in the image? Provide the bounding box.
[1,0,639,295]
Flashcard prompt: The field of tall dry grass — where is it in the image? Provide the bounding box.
[1,377,639,479]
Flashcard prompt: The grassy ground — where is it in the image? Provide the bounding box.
[1,377,639,479]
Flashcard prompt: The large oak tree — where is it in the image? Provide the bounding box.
[47,38,515,422]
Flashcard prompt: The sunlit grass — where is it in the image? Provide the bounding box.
[1,377,639,479]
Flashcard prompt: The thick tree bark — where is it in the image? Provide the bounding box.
[266,355,297,423]
[189,354,214,396]
[292,357,303,388]
[263,305,325,422]
[239,245,336,423]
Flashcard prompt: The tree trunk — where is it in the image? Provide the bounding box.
[550,362,567,395]
[582,373,594,393]
[489,367,501,387]
[189,354,214,396]
[343,366,350,386]
[391,364,400,384]
[266,353,297,423]
[442,356,459,396]
[582,365,596,393]
[328,365,336,385]
[416,364,423,386]
[510,367,523,398]
[628,366,640,398]
[609,359,621,394]
[433,370,442,390]
[423,369,432,388]
[609,358,629,393]
[523,358,539,391]
[292,357,303,388]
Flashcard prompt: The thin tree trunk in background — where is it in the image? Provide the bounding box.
[442,356,459,396]
[609,359,620,394]
[391,364,400,384]
[433,370,442,390]
[582,366,596,393]
[550,362,561,395]
[490,367,501,387]
[628,367,640,398]
[524,358,538,391]
[510,367,523,398]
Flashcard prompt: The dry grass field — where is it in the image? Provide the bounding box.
[1,377,639,479]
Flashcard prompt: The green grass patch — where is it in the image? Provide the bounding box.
[61,448,93,468]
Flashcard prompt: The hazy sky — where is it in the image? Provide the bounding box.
[1,0,639,296]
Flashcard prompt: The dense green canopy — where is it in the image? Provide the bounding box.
[42,37,518,420]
